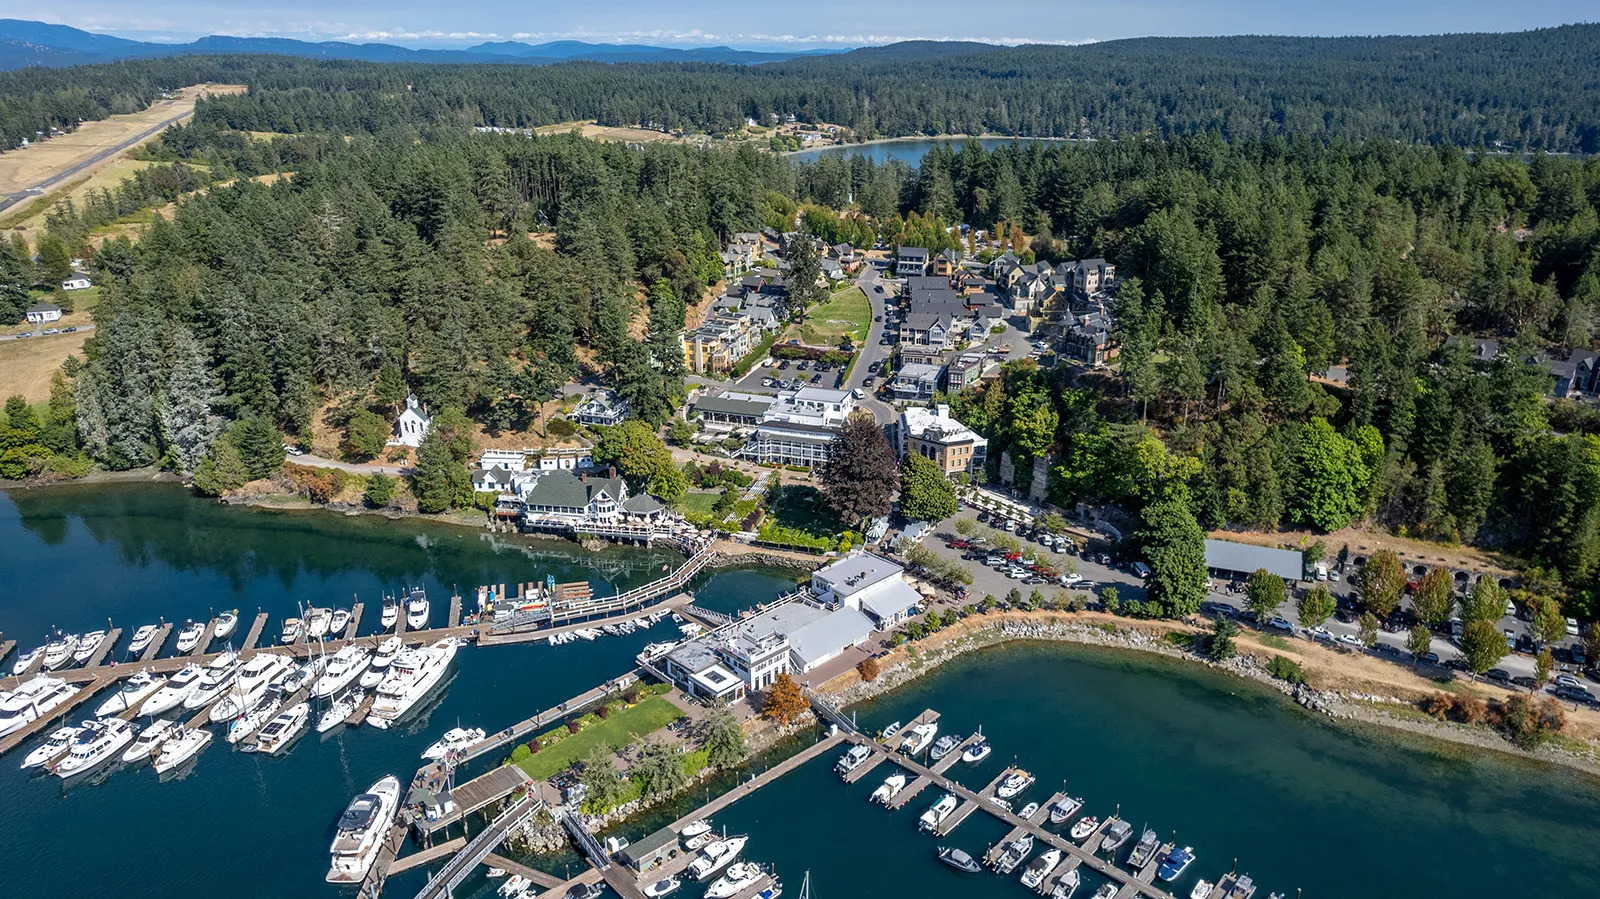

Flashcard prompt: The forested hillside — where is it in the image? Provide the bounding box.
[3,23,1600,152]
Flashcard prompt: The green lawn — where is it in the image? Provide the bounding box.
[768,484,843,538]
[678,491,721,515]
[513,695,686,781]
[797,286,870,347]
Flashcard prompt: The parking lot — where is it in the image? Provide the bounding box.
[918,512,1599,704]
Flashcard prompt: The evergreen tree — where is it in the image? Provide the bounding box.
[159,327,225,473]
[229,417,285,481]
[364,472,397,508]
[411,424,469,513]
[344,408,391,461]
[192,438,249,496]
[1139,497,1209,618]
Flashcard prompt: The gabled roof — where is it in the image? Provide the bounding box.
[898,246,929,260]
[523,471,626,509]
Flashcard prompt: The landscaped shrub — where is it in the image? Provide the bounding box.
[568,720,582,734]
[596,705,610,720]
[1265,655,1308,685]
[856,657,881,681]
[624,689,640,704]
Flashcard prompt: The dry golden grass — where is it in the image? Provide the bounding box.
[0,84,244,214]
[533,121,680,143]
[0,329,87,404]
[1,157,165,245]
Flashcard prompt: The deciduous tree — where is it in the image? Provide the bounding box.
[1138,497,1208,618]
[761,672,809,725]
[1411,568,1455,629]
[1359,550,1406,620]
[1244,568,1287,621]
[822,415,899,526]
[1297,584,1337,629]
[899,453,957,522]
[1460,619,1509,675]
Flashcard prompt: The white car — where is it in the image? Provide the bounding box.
[282,444,306,456]
[1567,618,1581,636]
[1058,572,1082,586]
[1007,568,1027,579]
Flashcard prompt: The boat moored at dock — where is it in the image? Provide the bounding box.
[360,637,402,689]
[122,719,175,763]
[1127,829,1161,869]
[53,717,135,779]
[705,862,764,899]
[938,847,982,873]
[96,670,166,716]
[127,624,159,656]
[422,726,485,760]
[246,702,309,754]
[1020,848,1062,890]
[174,620,206,653]
[899,721,938,755]
[1070,816,1099,840]
[313,645,372,698]
[834,744,872,775]
[1099,820,1133,853]
[21,725,78,769]
[72,630,107,665]
[870,772,907,804]
[366,638,457,729]
[996,768,1035,799]
[1158,846,1196,881]
[688,835,748,880]
[326,774,402,882]
[0,676,78,737]
[316,690,363,733]
[41,633,79,670]
[918,793,959,831]
[139,664,203,715]
[214,610,239,641]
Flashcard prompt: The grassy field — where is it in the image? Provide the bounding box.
[513,695,685,781]
[0,330,87,403]
[796,286,870,347]
[678,491,722,515]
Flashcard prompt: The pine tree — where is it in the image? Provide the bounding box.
[1139,496,1209,618]
[159,327,225,473]
[229,417,285,481]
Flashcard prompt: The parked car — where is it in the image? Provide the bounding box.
[1511,675,1539,689]
[63,326,78,333]
[1554,684,1596,704]
[1418,652,1441,665]
[1554,674,1582,689]
[1199,600,1234,617]
[1372,642,1403,657]
[42,327,59,335]
[1485,668,1512,685]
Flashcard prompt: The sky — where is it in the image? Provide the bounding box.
[3,0,1594,49]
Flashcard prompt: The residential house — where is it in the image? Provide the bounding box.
[946,352,991,392]
[471,465,516,494]
[390,394,432,448]
[820,258,845,282]
[1547,350,1600,398]
[831,244,859,270]
[900,312,952,349]
[572,389,630,426]
[1057,258,1116,298]
[1062,309,1117,365]
[890,362,944,401]
[896,246,930,277]
[893,404,987,476]
[520,470,630,522]
[684,314,763,374]
[478,450,527,472]
[24,302,62,324]
[932,248,962,276]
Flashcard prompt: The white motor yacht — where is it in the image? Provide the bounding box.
[306,608,333,640]
[330,608,351,637]
[367,638,456,729]
[706,863,764,899]
[279,617,304,645]
[316,690,362,733]
[72,630,107,665]
[961,737,992,764]
[314,645,373,698]
[174,620,206,653]
[996,769,1035,799]
[918,793,959,831]
[360,637,402,689]
[1021,848,1062,890]
[41,633,79,670]
[210,654,292,722]
[153,725,212,774]
[1189,881,1214,899]
[139,664,204,715]
[405,589,430,630]
[122,719,176,763]
[422,726,486,760]
[326,775,402,883]
[899,722,938,755]
[183,652,241,709]
[53,718,136,779]
[380,596,399,629]
[11,646,42,675]
[871,773,908,805]
[214,610,239,641]
[1048,796,1083,825]
[834,744,872,775]
[227,701,279,744]
[0,676,78,737]
[680,819,713,839]
[127,624,159,656]
[21,725,79,769]
[246,702,309,754]
[688,835,747,880]
[95,671,167,716]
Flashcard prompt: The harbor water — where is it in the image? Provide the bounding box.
[4,485,1600,898]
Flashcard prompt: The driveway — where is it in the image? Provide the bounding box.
[289,452,414,477]
[0,324,94,343]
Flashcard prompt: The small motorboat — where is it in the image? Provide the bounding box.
[1093,885,1117,899]
[1070,816,1099,840]
[961,737,991,764]
[688,835,747,880]
[686,831,718,851]
[835,744,872,775]
[643,875,681,897]
[919,793,959,832]
[993,835,1034,874]
[279,617,304,645]
[937,846,982,873]
[21,725,79,769]
[1100,820,1133,853]
[497,875,534,899]
[380,596,399,629]
[330,608,351,637]
[127,624,160,656]
[73,630,107,665]
[175,620,206,653]
[1128,829,1161,869]
[991,797,1012,813]
[1020,848,1062,890]
[405,589,429,630]
[1190,881,1215,899]
[11,646,41,674]
[899,722,938,755]
[1018,802,1040,820]
[1157,846,1196,882]
[214,610,239,640]
[880,721,902,740]
[870,773,907,805]
[422,726,487,760]
[1052,869,1081,899]
[705,862,763,899]
[929,733,962,761]
[996,769,1034,799]
[1048,795,1083,825]
[680,819,713,839]
[122,719,175,763]
[564,885,604,899]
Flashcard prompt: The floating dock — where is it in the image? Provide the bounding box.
[386,837,466,875]
[83,628,121,668]
[140,623,173,661]
[0,639,15,666]
[190,618,219,657]
[447,594,462,628]
[414,765,533,836]
[345,602,363,638]
[239,613,269,651]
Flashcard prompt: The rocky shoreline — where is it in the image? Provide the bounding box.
[821,613,1600,778]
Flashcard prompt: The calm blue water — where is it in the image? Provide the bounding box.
[590,642,1600,899]
[788,137,1071,166]
[0,484,803,899]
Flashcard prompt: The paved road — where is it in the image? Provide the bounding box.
[289,451,414,477]
[0,324,94,342]
[0,101,198,215]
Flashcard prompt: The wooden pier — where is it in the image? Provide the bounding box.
[83,628,121,668]
[357,821,410,898]
[415,765,534,836]
[140,623,173,661]
[454,670,642,764]
[929,733,980,775]
[1081,815,1120,850]
[1205,872,1256,899]
[0,639,14,667]
[239,613,269,651]
[481,853,564,889]
[345,602,363,638]
[890,708,941,752]
[665,732,846,833]
[931,796,982,836]
[345,691,375,727]
[840,750,888,784]
[447,594,462,628]
[386,837,466,875]
[190,617,220,657]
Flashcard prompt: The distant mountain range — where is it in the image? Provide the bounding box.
[0,19,852,69]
